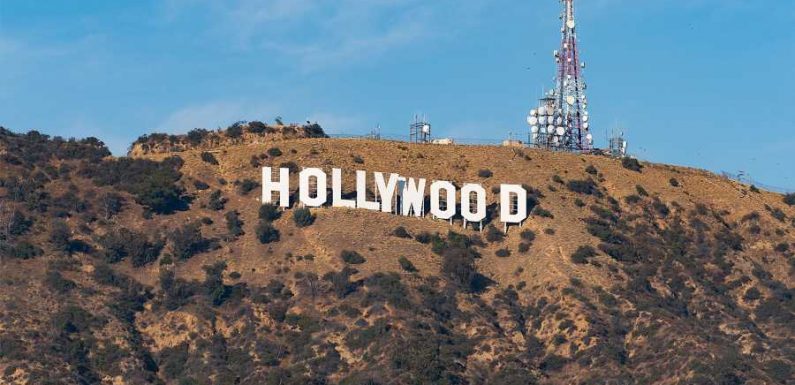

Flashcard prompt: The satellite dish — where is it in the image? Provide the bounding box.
[422,124,431,134]
[556,117,563,125]
[539,116,547,125]
[556,127,566,136]
[547,125,555,134]
[566,95,576,105]
[583,115,589,123]
[538,106,546,115]
[530,109,538,117]
[583,122,590,129]
[528,116,538,126]
[586,133,593,141]
[532,133,538,141]
[567,20,576,29]
[531,126,539,133]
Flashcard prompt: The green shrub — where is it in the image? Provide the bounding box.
[743,287,761,302]
[485,225,504,243]
[255,221,280,244]
[237,179,260,196]
[520,229,536,243]
[624,195,641,204]
[398,256,417,272]
[571,245,597,264]
[341,250,366,264]
[259,203,282,221]
[566,179,601,196]
[415,232,433,244]
[225,210,245,237]
[635,185,649,197]
[784,193,795,206]
[98,228,164,267]
[392,226,412,239]
[621,157,643,172]
[193,180,209,190]
[45,270,76,294]
[495,248,511,258]
[49,220,73,253]
[534,207,554,218]
[669,178,680,187]
[186,128,210,144]
[6,210,32,237]
[208,190,226,211]
[518,242,530,253]
[226,123,244,138]
[352,155,365,164]
[82,156,188,214]
[585,165,598,175]
[0,241,42,259]
[478,169,493,178]
[169,223,212,260]
[293,207,315,227]
[267,147,283,157]
[279,161,299,173]
[200,152,218,165]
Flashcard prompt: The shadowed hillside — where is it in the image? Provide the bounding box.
[1,126,793,385]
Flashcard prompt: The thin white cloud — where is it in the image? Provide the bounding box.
[159,0,492,71]
[155,100,281,133]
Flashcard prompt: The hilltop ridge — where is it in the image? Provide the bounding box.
[128,121,327,156]
[0,126,793,385]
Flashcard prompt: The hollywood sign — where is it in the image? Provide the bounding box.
[262,167,530,230]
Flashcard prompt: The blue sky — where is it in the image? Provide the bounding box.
[1,0,793,190]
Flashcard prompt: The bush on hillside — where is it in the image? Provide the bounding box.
[267,147,283,157]
[341,250,366,265]
[169,223,213,260]
[226,123,244,138]
[255,221,280,244]
[81,156,188,215]
[571,245,597,264]
[398,256,417,272]
[200,152,219,165]
[237,179,260,196]
[478,169,493,178]
[186,128,211,145]
[208,190,227,211]
[225,210,245,238]
[585,165,598,175]
[293,208,315,227]
[784,193,795,206]
[567,179,601,196]
[392,226,412,239]
[622,157,643,172]
[485,225,504,243]
[98,228,164,266]
[520,229,536,243]
[259,203,282,221]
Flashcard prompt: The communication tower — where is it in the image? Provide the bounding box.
[528,0,592,152]
[607,128,628,158]
[409,114,431,144]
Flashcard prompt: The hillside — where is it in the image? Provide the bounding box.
[0,126,794,385]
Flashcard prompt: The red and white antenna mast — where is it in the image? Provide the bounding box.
[528,0,592,152]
